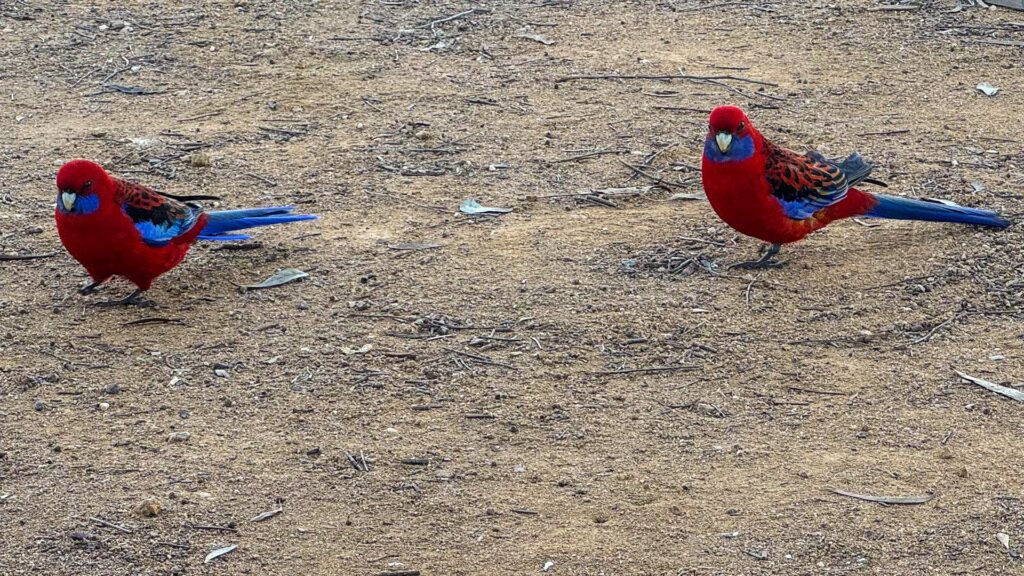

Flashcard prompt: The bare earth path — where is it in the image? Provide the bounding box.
[1,1,1023,574]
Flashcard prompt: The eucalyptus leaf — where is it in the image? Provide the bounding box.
[204,545,237,564]
[251,508,283,522]
[460,199,512,216]
[243,268,309,290]
[977,83,1000,97]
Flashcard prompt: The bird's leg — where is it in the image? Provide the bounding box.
[730,243,784,269]
[78,280,104,295]
[95,289,154,307]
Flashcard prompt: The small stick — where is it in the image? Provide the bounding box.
[618,159,682,189]
[0,252,58,261]
[122,317,183,326]
[555,73,778,87]
[243,172,278,187]
[90,517,133,534]
[857,129,910,137]
[745,272,762,307]
[911,314,959,345]
[941,430,954,445]
[441,347,516,370]
[552,149,628,163]
[589,366,696,376]
[420,7,490,29]
[787,386,846,396]
[188,524,238,533]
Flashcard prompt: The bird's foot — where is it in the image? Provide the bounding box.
[728,243,784,270]
[729,258,786,270]
[78,280,104,295]
[95,289,154,308]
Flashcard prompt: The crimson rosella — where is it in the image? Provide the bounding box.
[55,159,316,305]
[701,106,1008,268]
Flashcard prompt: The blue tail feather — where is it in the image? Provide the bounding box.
[198,205,317,241]
[866,194,1008,229]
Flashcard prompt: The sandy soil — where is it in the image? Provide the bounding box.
[2,1,1024,575]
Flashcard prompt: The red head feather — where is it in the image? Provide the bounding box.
[56,159,114,198]
[708,106,755,138]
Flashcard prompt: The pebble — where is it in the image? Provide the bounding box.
[134,498,163,517]
[168,431,191,443]
[104,383,121,395]
[98,402,110,411]
[189,152,211,167]
[34,400,45,412]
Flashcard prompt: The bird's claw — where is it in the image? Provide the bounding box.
[78,281,102,295]
[94,290,154,308]
[729,259,786,270]
[729,243,783,270]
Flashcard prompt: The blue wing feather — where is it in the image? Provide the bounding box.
[132,207,203,246]
[117,180,204,247]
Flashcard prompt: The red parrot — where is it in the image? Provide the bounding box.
[701,106,1009,268]
[55,159,316,305]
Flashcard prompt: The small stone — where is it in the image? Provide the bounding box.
[104,383,121,395]
[267,100,278,110]
[69,530,97,542]
[189,152,211,168]
[135,498,163,517]
[593,514,609,524]
[178,409,190,420]
[98,402,110,411]
[168,431,191,443]
[34,400,45,412]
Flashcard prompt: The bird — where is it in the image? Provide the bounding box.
[54,159,317,305]
[700,105,1009,268]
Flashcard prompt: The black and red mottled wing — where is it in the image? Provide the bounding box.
[115,180,204,246]
[764,140,865,220]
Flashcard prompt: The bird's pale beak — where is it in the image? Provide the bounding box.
[61,191,76,211]
[715,132,733,154]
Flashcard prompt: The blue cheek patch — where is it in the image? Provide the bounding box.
[57,193,100,215]
[704,134,755,164]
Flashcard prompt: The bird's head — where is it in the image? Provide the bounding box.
[704,106,757,163]
[56,160,112,215]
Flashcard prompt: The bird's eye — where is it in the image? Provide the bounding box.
[82,180,93,192]
[737,122,745,131]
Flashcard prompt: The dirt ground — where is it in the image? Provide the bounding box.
[2,1,1024,574]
